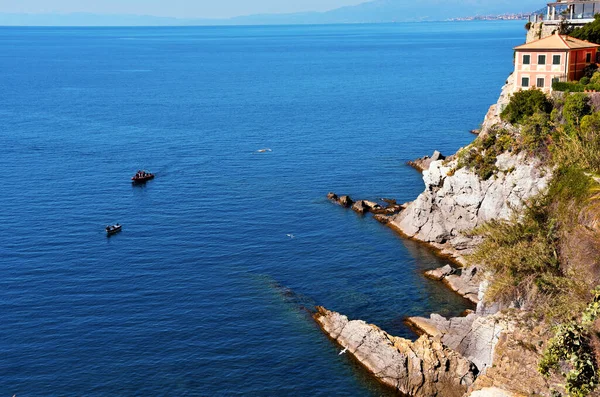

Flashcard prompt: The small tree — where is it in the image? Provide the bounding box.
[521,112,552,153]
[501,89,553,125]
[580,111,600,135]
[563,93,592,126]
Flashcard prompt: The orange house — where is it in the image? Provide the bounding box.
[513,34,600,92]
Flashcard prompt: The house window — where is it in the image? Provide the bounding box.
[586,52,592,62]
[553,55,561,65]
[523,55,531,65]
[538,55,546,65]
[522,77,530,87]
[537,77,545,88]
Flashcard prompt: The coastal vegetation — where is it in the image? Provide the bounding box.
[455,126,515,180]
[463,88,600,396]
[553,67,600,92]
[569,14,600,44]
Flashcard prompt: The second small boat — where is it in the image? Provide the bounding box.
[106,224,122,236]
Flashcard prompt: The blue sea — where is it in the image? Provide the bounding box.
[0,22,524,396]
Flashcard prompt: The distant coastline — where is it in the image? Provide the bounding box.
[447,13,529,22]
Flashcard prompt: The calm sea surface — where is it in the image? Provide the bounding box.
[0,22,523,396]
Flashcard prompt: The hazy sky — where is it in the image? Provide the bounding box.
[0,0,369,19]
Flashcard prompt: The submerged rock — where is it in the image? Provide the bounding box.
[328,193,402,216]
[339,195,353,208]
[352,200,368,214]
[314,306,478,397]
[327,192,354,208]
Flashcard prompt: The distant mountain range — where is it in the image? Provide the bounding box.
[0,0,544,26]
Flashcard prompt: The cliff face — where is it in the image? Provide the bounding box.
[390,152,552,262]
[525,22,557,43]
[316,69,565,394]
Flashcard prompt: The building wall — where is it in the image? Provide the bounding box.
[513,49,568,93]
[513,48,598,92]
[568,48,598,81]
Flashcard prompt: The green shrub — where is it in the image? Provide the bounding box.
[501,89,553,125]
[580,76,591,85]
[563,93,592,126]
[553,81,585,92]
[521,112,552,153]
[468,197,560,304]
[551,121,600,173]
[456,127,516,180]
[525,21,533,31]
[581,111,600,135]
[592,71,600,86]
[539,288,600,397]
[548,167,594,204]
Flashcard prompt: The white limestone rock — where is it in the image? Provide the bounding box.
[391,152,551,260]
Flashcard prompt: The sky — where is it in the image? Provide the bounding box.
[0,0,369,19]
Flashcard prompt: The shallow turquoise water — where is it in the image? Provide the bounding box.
[0,22,524,396]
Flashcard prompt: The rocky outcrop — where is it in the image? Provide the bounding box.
[406,313,510,373]
[390,152,552,262]
[426,265,481,303]
[328,193,404,217]
[352,200,369,214]
[408,150,446,172]
[314,306,478,397]
[424,264,455,281]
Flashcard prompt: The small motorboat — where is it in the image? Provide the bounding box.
[132,170,155,184]
[106,224,122,236]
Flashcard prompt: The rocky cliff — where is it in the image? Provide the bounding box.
[526,22,557,43]
[390,151,552,262]
[316,67,568,395]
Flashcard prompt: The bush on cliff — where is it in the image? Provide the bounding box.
[468,197,561,305]
[520,112,553,154]
[563,93,592,127]
[551,112,600,174]
[456,127,515,180]
[501,89,553,125]
[539,288,600,397]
